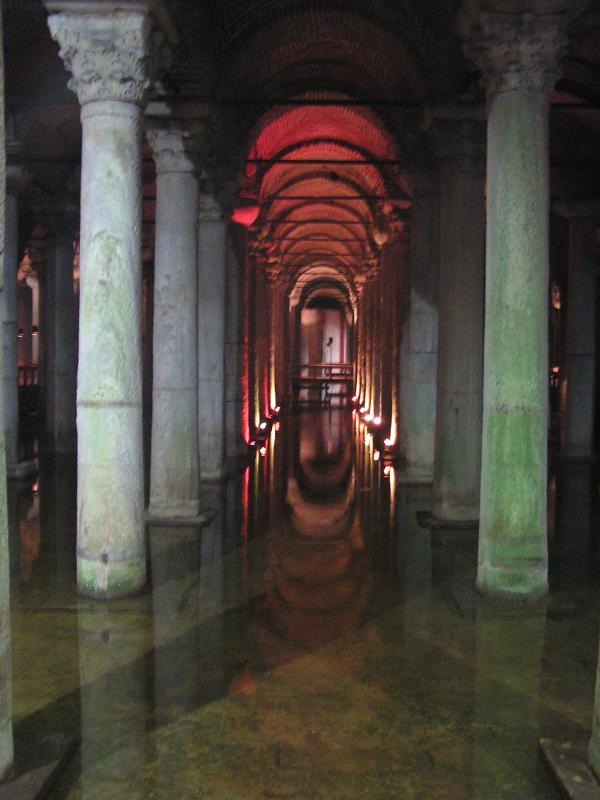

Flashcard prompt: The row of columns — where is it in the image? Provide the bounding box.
[42,0,246,598]
[395,8,599,605]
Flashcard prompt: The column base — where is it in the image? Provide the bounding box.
[476,563,548,605]
[560,451,598,463]
[147,499,200,520]
[420,512,479,530]
[6,460,37,481]
[396,469,433,487]
[200,469,228,483]
[77,555,146,600]
[540,738,600,800]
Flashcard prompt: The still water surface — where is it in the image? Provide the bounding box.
[9,410,600,799]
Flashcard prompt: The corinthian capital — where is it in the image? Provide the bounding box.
[198,183,224,224]
[464,11,567,95]
[147,128,196,175]
[45,3,172,106]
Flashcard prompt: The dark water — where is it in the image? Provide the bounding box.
[9,410,600,799]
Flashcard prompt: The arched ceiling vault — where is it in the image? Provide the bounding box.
[239,93,409,293]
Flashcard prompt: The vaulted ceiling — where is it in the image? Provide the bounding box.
[4,0,600,295]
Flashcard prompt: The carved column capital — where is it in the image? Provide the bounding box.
[147,127,196,175]
[464,11,568,95]
[198,184,224,224]
[46,5,172,106]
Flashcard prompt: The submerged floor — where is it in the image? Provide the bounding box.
[9,410,600,799]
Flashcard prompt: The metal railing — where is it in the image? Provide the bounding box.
[293,363,353,381]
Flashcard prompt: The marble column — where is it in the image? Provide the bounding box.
[225,241,246,470]
[4,165,35,478]
[0,1,13,777]
[47,1,172,597]
[404,172,439,480]
[197,190,227,480]
[45,215,77,455]
[147,127,200,518]
[431,118,485,523]
[562,210,597,458]
[464,10,567,600]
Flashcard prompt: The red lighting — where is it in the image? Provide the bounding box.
[231,203,260,228]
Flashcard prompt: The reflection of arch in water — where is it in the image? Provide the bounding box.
[293,409,353,501]
[261,410,372,650]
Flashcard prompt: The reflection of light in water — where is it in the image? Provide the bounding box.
[20,490,40,584]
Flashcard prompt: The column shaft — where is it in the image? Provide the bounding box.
[148,132,200,517]
[478,90,550,599]
[432,121,485,522]
[405,180,439,478]
[45,230,77,454]
[77,101,145,597]
[563,216,597,457]
[0,0,13,774]
[3,189,18,468]
[225,241,246,469]
[198,206,227,480]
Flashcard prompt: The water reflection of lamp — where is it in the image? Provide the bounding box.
[31,325,39,336]
[17,328,24,339]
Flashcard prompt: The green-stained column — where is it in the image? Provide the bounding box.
[0,0,13,777]
[464,10,567,600]
[431,117,485,522]
[46,0,173,597]
[404,171,440,481]
[562,208,598,459]
[147,126,200,517]
[197,189,228,480]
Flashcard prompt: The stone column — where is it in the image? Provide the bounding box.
[404,171,440,480]
[225,240,246,470]
[46,1,173,597]
[464,10,567,600]
[430,118,485,523]
[0,0,13,777]
[197,189,227,480]
[45,214,78,455]
[4,164,35,478]
[562,208,597,458]
[147,127,200,518]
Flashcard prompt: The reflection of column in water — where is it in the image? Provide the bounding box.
[78,602,151,799]
[199,486,225,647]
[395,486,432,609]
[0,481,12,776]
[471,605,546,798]
[150,526,202,725]
[554,463,593,590]
[39,457,77,588]
[7,482,19,585]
